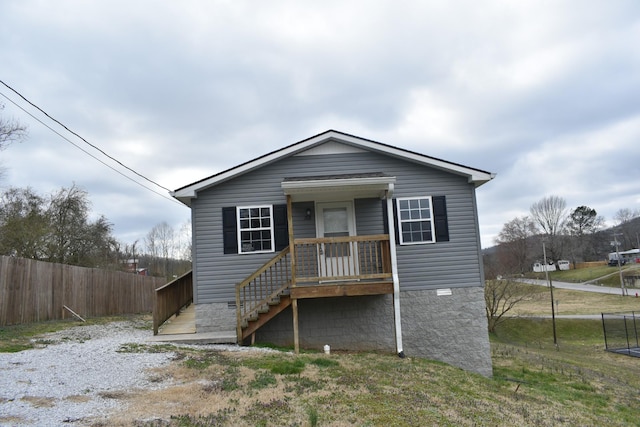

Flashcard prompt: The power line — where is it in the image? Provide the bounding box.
[0,92,181,205]
[0,88,183,206]
[0,79,173,194]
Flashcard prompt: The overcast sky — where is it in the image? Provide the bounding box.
[1,0,639,250]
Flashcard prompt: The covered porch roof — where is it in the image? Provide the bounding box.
[281,172,396,202]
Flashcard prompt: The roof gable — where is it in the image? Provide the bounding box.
[171,130,495,205]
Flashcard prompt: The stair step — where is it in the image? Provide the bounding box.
[257,304,270,314]
[268,297,281,305]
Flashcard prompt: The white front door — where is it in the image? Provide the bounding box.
[316,201,358,280]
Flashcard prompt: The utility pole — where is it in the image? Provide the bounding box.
[543,241,558,347]
[612,233,625,296]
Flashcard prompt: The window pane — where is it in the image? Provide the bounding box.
[238,205,273,253]
[397,198,434,244]
[323,208,348,234]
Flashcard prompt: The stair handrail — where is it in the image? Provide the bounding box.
[235,246,292,340]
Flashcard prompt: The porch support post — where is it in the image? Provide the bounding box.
[287,194,296,287]
[287,194,300,353]
[386,191,404,357]
[292,298,300,354]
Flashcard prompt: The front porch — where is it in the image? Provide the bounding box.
[236,232,395,351]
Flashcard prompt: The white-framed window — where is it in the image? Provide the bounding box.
[396,196,436,245]
[237,205,274,254]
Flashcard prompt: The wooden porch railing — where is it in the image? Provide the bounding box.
[153,270,193,335]
[235,246,292,341]
[234,235,392,340]
[294,234,392,283]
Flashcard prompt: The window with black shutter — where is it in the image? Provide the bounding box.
[222,204,288,254]
[384,196,449,245]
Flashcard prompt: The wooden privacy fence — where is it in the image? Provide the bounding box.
[0,256,167,326]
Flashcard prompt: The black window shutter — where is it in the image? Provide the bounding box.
[432,196,449,242]
[222,207,238,254]
[273,204,289,251]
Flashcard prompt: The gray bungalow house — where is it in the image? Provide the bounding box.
[171,130,495,376]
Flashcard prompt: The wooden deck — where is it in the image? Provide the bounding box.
[150,304,237,344]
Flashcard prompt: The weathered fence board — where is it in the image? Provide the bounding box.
[0,256,167,326]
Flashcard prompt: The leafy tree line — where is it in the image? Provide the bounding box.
[0,184,191,278]
[486,195,640,278]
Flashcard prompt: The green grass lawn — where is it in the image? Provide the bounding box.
[2,301,639,426]
[491,317,640,426]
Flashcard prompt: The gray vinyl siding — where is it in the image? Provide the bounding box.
[192,149,484,304]
[354,198,384,235]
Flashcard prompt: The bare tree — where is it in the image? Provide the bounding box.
[530,195,569,264]
[613,208,640,249]
[146,222,175,277]
[0,102,27,150]
[0,102,27,181]
[494,216,537,274]
[485,279,535,333]
[177,219,192,262]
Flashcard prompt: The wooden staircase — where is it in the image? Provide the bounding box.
[240,294,292,340]
[236,247,293,342]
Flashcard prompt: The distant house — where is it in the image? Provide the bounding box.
[172,130,495,376]
[122,258,139,273]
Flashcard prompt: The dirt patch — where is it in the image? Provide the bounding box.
[0,415,25,425]
[101,350,317,426]
[65,395,91,403]
[21,396,56,408]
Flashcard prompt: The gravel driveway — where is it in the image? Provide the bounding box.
[0,319,176,426]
